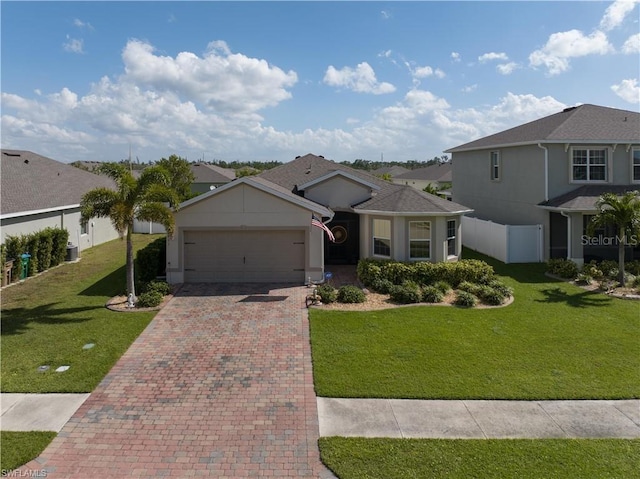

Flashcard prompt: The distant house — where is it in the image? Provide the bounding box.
[392,162,452,192]
[371,165,411,177]
[166,154,472,284]
[190,163,236,194]
[1,150,119,250]
[446,104,640,265]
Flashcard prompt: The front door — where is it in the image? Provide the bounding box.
[325,212,360,264]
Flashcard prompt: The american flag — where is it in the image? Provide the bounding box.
[312,215,336,242]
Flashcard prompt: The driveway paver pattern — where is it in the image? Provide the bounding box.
[21,283,334,478]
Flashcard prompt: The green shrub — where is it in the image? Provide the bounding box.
[421,285,444,303]
[457,281,481,295]
[486,279,513,298]
[598,260,619,279]
[454,290,477,307]
[475,285,506,306]
[144,280,171,296]
[582,261,604,279]
[575,273,593,285]
[370,278,394,294]
[50,228,69,266]
[626,260,640,276]
[316,284,337,304]
[381,262,414,285]
[356,259,384,286]
[4,235,26,281]
[433,280,451,295]
[36,229,53,272]
[546,258,579,279]
[389,281,422,304]
[25,234,39,277]
[136,291,164,308]
[135,237,167,283]
[337,285,366,304]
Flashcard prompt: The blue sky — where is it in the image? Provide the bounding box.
[2,1,639,164]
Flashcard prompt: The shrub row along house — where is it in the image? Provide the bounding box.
[166,154,471,284]
[448,104,640,266]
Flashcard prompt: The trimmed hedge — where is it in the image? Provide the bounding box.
[546,258,579,279]
[337,285,366,304]
[389,281,422,304]
[3,227,69,283]
[357,258,495,288]
[135,237,167,283]
[317,284,337,304]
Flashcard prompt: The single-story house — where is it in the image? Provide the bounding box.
[391,162,452,194]
[1,149,119,250]
[190,163,236,194]
[166,154,472,284]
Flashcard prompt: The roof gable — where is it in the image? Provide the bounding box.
[190,163,236,183]
[355,184,471,215]
[298,170,381,192]
[446,104,640,153]
[1,149,116,217]
[394,163,452,182]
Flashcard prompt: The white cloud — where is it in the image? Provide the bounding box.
[63,36,84,54]
[451,52,461,62]
[496,62,519,75]
[121,39,297,113]
[381,10,391,20]
[412,65,445,80]
[73,18,94,30]
[323,62,396,94]
[529,29,613,75]
[461,84,477,93]
[611,78,640,103]
[378,49,392,58]
[478,52,509,63]
[600,0,639,31]
[622,33,640,54]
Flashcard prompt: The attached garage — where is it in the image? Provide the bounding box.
[166,176,333,284]
[183,230,305,283]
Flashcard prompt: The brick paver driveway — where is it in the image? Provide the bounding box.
[23,284,335,478]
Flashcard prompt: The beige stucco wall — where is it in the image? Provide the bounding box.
[166,183,325,283]
[358,213,462,263]
[304,176,373,210]
[1,207,119,252]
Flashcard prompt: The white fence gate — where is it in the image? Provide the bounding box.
[462,216,543,263]
[133,219,167,234]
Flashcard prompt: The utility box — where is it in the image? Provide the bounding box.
[20,254,31,279]
[66,244,78,262]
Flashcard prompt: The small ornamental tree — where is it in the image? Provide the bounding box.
[587,191,640,287]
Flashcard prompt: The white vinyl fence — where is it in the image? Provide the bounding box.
[133,219,167,234]
[462,216,543,263]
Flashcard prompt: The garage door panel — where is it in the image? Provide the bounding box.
[184,230,305,283]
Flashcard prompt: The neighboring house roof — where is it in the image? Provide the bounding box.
[446,104,640,153]
[1,149,115,218]
[393,163,452,182]
[538,185,638,212]
[372,165,411,176]
[179,175,332,217]
[259,153,471,216]
[190,163,236,183]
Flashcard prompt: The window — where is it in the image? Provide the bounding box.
[409,221,430,259]
[571,148,607,182]
[633,148,640,183]
[373,219,391,257]
[490,151,500,180]
[80,219,89,235]
[447,220,457,257]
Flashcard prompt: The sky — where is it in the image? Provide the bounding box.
[1,1,639,164]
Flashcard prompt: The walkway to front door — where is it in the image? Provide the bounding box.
[21,283,335,478]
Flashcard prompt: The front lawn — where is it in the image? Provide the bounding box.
[1,235,161,393]
[0,431,56,472]
[319,437,640,479]
[310,251,640,399]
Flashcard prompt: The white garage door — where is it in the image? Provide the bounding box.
[183,230,305,283]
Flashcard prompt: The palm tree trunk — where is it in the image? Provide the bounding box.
[618,226,626,287]
[126,225,136,301]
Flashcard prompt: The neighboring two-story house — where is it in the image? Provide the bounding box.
[166,154,472,284]
[447,104,640,266]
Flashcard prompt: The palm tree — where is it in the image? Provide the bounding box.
[81,163,179,301]
[588,191,640,286]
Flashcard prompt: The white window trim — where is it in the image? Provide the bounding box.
[490,151,501,181]
[631,147,640,184]
[446,219,457,259]
[569,146,610,184]
[80,219,89,236]
[408,220,431,261]
[372,218,391,258]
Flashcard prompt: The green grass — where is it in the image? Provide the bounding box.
[310,251,640,399]
[1,235,161,393]
[319,437,640,479]
[1,431,56,472]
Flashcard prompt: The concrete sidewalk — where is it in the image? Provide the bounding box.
[4,393,640,439]
[1,393,90,432]
[318,398,640,439]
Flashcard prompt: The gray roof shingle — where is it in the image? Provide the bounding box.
[393,163,452,182]
[1,150,116,216]
[191,163,236,183]
[446,104,640,153]
[258,153,471,215]
[538,185,638,211]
